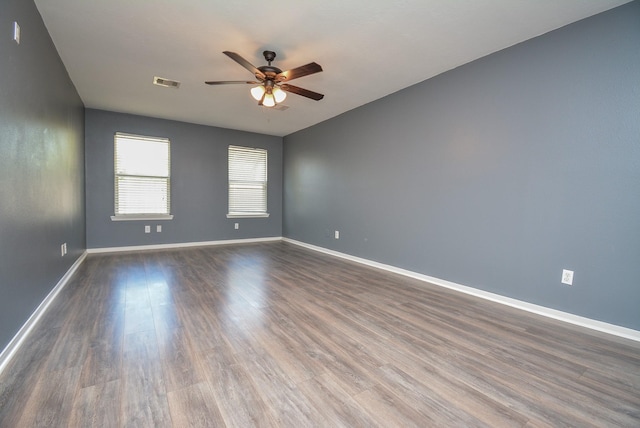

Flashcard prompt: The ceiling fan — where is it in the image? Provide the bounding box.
[205,50,324,107]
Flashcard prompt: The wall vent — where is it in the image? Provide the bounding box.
[153,76,181,88]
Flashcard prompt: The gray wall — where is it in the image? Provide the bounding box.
[283,2,640,330]
[85,109,282,248]
[0,1,85,349]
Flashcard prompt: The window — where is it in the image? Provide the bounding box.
[228,145,269,218]
[111,133,173,220]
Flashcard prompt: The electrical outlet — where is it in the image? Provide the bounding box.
[13,22,20,44]
[234,223,239,230]
[145,225,151,234]
[561,269,574,286]
[334,230,340,239]
[156,225,162,233]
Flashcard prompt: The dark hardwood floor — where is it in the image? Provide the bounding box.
[1,242,639,427]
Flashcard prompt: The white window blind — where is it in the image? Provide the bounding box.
[114,133,170,217]
[228,145,268,217]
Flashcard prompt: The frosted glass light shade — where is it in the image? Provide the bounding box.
[273,87,287,103]
[263,93,276,107]
[250,85,265,101]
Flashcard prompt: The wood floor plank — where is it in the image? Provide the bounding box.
[0,327,62,427]
[166,382,226,428]
[78,337,123,389]
[275,297,382,396]
[445,343,616,427]
[579,368,640,408]
[17,366,81,427]
[352,384,429,428]
[0,242,638,427]
[178,294,239,353]
[121,330,172,427]
[156,327,207,393]
[297,373,381,428]
[373,363,491,427]
[236,349,325,426]
[260,305,333,379]
[69,380,121,427]
[305,300,530,426]
[203,345,278,427]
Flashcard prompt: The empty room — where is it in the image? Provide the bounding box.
[1,0,639,426]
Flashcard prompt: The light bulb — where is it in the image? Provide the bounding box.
[250,85,265,101]
[262,93,275,107]
[273,87,287,103]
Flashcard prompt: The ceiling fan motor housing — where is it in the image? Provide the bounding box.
[257,66,282,80]
[258,51,282,80]
[263,50,276,64]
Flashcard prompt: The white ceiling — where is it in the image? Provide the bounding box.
[34,0,630,137]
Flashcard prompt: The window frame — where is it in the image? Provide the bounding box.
[110,132,174,221]
[227,145,269,219]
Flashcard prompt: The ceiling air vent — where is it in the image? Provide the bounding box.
[153,76,180,88]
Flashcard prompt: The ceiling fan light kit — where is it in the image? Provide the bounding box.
[273,87,287,103]
[250,85,265,100]
[250,79,285,106]
[262,92,276,107]
[205,50,324,108]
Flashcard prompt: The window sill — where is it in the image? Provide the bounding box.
[111,214,174,221]
[226,213,270,219]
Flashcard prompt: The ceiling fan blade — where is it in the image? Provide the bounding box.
[280,84,324,101]
[276,62,323,82]
[223,51,266,79]
[205,80,259,85]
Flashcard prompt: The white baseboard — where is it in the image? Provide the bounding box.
[87,236,283,254]
[283,238,640,342]
[0,251,88,375]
